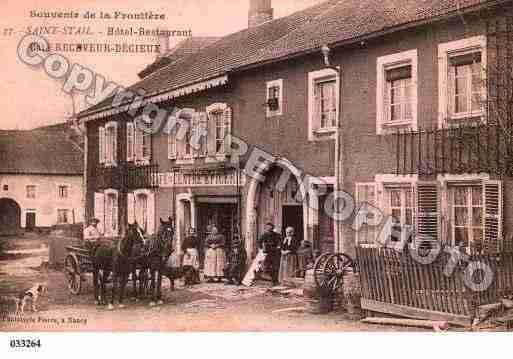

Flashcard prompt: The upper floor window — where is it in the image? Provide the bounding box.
[438,36,487,127]
[206,103,232,160]
[308,68,339,141]
[99,121,117,166]
[127,120,151,164]
[58,185,68,198]
[26,185,36,199]
[266,79,283,117]
[376,50,418,134]
[3,184,8,191]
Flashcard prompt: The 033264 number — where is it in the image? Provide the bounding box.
[9,339,41,348]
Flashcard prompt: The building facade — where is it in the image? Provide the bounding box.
[79,0,513,260]
[0,124,84,233]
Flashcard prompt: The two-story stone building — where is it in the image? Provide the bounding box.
[78,0,513,260]
[0,123,84,234]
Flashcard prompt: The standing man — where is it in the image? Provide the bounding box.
[83,218,103,242]
[258,222,281,286]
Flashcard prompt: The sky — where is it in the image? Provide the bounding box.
[0,0,323,130]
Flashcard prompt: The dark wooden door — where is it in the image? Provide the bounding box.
[282,205,303,241]
[26,212,36,231]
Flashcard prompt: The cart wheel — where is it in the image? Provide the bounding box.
[64,254,82,295]
[313,253,332,289]
[322,253,354,293]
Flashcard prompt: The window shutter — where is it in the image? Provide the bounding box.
[415,182,440,247]
[112,123,118,164]
[223,106,232,154]
[312,82,321,131]
[447,66,455,117]
[147,192,155,235]
[207,111,217,156]
[126,122,134,161]
[99,127,105,164]
[94,192,105,234]
[199,112,208,157]
[127,192,135,224]
[135,126,143,161]
[355,182,378,246]
[483,180,503,252]
[112,193,119,236]
[192,113,200,158]
[168,126,177,159]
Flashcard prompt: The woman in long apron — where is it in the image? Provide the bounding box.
[278,226,299,284]
[203,226,226,282]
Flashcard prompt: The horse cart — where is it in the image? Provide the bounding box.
[63,244,93,295]
[312,252,356,296]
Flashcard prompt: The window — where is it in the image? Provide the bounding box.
[100,122,118,165]
[355,183,378,246]
[58,185,68,198]
[206,103,232,159]
[135,193,148,233]
[308,68,339,140]
[438,36,486,127]
[57,209,69,224]
[448,185,483,251]
[386,186,414,242]
[266,79,283,117]
[214,111,226,154]
[377,50,418,134]
[3,184,8,191]
[105,192,118,236]
[26,185,36,199]
[133,120,151,163]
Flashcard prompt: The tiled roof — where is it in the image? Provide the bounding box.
[0,123,83,175]
[79,0,504,118]
[138,37,221,79]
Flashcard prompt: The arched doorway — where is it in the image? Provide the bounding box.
[0,198,21,234]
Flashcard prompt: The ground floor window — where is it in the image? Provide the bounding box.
[386,186,414,242]
[135,193,148,233]
[448,184,483,251]
[57,209,69,224]
[105,193,118,235]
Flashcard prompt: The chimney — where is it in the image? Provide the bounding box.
[156,30,170,58]
[248,0,273,28]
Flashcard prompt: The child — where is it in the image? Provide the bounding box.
[225,235,247,285]
[296,240,314,278]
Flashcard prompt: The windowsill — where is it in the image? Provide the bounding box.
[448,112,484,121]
[103,162,117,168]
[176,158,194,165]
[382,120,413,128]
[313,127,337,134]
[205,154,227,163]
[266,111,282,118]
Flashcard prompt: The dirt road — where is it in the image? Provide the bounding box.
[0,235,411,331]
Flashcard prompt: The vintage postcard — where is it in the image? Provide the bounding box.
[1,0,513,338]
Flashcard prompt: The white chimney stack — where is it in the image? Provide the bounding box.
[248,0,273,28]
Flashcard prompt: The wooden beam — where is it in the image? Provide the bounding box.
[361,298,470,326]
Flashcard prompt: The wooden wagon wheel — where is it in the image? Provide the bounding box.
[321,253,354,294]
[313,252,332,289]
[64,254,82,295]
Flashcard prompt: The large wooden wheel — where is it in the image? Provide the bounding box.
[64,254,82,295]
[313,252,332,289]
[314,253,354,294]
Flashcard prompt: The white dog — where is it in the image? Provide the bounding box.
[1,283,48,314]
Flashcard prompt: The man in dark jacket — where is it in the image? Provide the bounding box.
[258,222,281,286]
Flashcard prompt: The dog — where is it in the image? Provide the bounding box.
[1,283,48,314]
[162,265,199,290]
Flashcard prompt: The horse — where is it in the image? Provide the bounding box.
[139,217,175,306]
[90,222,144,309]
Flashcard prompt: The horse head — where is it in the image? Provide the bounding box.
[121,222,145,257]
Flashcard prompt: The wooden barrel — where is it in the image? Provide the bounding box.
[303,269,335,314]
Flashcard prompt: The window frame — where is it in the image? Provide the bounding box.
[376,49,418,135]
[438,36,487,128]
[58,185,69,199]
[104,189,119,237]
[103,121,118,167]
[308,68,340,141]
[57,209,69,224]
[266,79,283,117]
[26,185,36,199]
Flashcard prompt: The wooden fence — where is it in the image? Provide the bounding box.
[356,246,513,324]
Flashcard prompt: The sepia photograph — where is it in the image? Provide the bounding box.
[1,0,513,355]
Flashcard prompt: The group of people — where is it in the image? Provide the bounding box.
[84,217,315,287]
